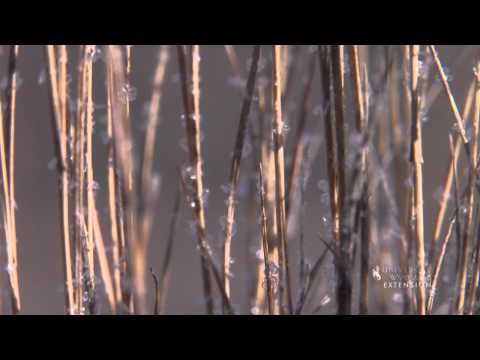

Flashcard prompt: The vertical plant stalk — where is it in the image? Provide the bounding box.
[259,163,274,315]
[222,45,261,308]
[179,45,234,314]
[0,100,19,314]
[139,46,169,251]
[429,45,469,146]
[74,46,87,313]
[465,65,480,315]
[331,45,346,227]
[286,52,315,218]
[57,45,75,314]
[456,125,477,314]
[73,46,97,314]
[348,45,370,314]
[177,45,220,314]
[318,46,339,243]
[92,206,116,312]
[85,45,97,314]
[189,44,213,314]
[295,245,329,315]
[74,46,85,312]
[105,45,145,314]
[429,81,475,274]
[222,45,264,311]
[178,164,234,314]
[45,45,75,314]
[399,46,415,315]
[427,215,456,314]
[0,101,10,312]
[105,55,128,311]
[3,45,21,314]
[410,45,426,315]
[272,45,293,315]
[331,45,351,315]
[253,81,279,314]
[124,45,135,314]
[158,177,182,315]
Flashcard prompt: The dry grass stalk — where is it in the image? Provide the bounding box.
[272,45,293,314]
[428,136,460,315]
[464,64,480,315]
[73,46,87,313]
[348,45,370,314]
[451,134,463,311]
[191,45,214,311]
[409,45,426,315]
[401,49,413,314]
[139,46,169,252]
[178,162,234,314]
[222,45,261,306]
[429,81,475,273]
[467,221,480,315]
[56,45,75,313]
[429,45,469,146]
[105,45,145,314]
[71,45,98,314]
[176,45,214,314]
[286,52,315,218]
[222,45,262,311]
[252,80,279,314]
[0,100,13,312]
[331,45,352,315]
[124,45,135,314]
[295,247,329,315]
[318,46,339,242]
[45,45,75,314]
[0,45,21,314]
[85,46,97,314]
[157,176,182,315]
[455,98,479,314]
[177,45,235,314]
[330,45,346,221]
[105,50,128,311]
[427,215,456,314]
[258,163,274,315]
[92,207,116,312]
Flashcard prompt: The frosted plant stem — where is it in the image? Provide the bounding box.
[429,45,469,146]
[2,45,21,314]
[272,45,293,315]
[410,45,426,315]
[222,45,261,310]
[465,64,480,315]
[429,81,475,276]
[259,163,274,315]
[45,45,75,314]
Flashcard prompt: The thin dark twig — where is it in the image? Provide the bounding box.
[158,174,182,315]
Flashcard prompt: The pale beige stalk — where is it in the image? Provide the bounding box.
[410,45,426,315]
[45,45,75,314]
[465,65,480,315]
[272,45,292,314]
